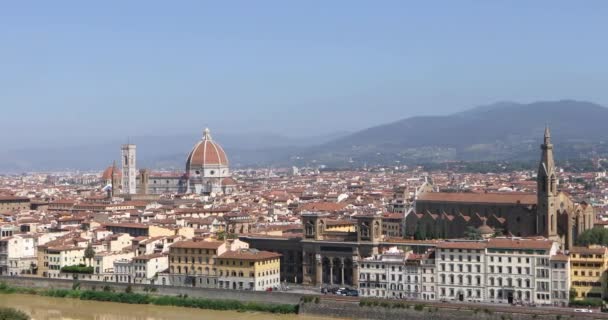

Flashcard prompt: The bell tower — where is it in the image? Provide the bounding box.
[121,144,137,195]
[537,126,558,240]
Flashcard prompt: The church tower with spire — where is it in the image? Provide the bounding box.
[537,126,559,240]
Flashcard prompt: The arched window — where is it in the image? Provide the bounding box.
[361,222,370,238]
[306,221,314,236]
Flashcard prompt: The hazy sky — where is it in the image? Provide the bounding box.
[2,1,608,148]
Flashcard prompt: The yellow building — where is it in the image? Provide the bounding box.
[570,246,608,300]
[216,249,281,291]
[166,239,248,287]
[166,239,280,291]
[169,241,223,274]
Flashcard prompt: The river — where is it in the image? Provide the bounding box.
[0,294,339,320]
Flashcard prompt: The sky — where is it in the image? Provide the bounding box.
[1,1,608,149]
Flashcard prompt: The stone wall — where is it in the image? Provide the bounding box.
[300,300,607,320]
[0,276,301,305]
[3,276,607,319]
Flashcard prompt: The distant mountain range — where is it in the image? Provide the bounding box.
[2,100,608,172]
[291,100,608,167]
[0,131,350,172]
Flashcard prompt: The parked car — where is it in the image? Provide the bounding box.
[345,290,359,297]
[574,308,593,313]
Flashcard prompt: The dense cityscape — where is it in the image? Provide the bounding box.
[3,3,608,319]
[2,127,608,319]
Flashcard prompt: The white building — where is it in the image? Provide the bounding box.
[550,253,570,307]
[113,258,133,283]
[420,250,437,301]
[436,241,485,303]
[0,234,37,276]
[359,247,423,299]
[436,238,568,306]
[45,246,86,278]
[133,253,168,284]
[93,251,135,278]
[362,238,570,307]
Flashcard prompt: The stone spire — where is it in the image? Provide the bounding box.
[538,126,558,238]
[539,126,555,176]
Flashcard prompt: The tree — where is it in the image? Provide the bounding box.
[464,226,482,240]
[569,289,577,301]
[84,244,95,267]
[414,222,427,240]
[576,228,608,246]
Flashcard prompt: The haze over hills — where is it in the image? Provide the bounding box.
[2,100,608,172]
[293,100,608,167]
[0,131,350,173]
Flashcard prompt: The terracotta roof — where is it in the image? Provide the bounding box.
[104,222,148,229]
[300,202,347,212]
[417,192,536,205]
[221,177,238,185]
[436,241,486,250]
[186,129,229,167]
[0,196,30,201]
[101,166,122,180]
[550,254,569,261]
[170,240,224,250]
[487,238,553,250]
[134,253,166,261]
[218,249,281,261]
[570,246,608,255]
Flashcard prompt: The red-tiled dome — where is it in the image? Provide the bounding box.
[101,166,121,180]
[186,128,229,168]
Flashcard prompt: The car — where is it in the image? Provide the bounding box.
[345,290,359,297]
[574,308,592,313]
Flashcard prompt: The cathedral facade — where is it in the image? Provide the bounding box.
[102,128,236,196]
[406,128,594,249]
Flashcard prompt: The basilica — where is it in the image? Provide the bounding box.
[406,127,594,249]
[102,128,236,196]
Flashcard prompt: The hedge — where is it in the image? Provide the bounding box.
[0,307,29,320]
[60,265,94,274]
[0,282,297,314]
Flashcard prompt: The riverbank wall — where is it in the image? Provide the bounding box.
[3,276,607,320]
[0,276,301,306]
[300,299,608,320]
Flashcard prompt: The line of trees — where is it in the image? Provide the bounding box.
[576,228,608,246]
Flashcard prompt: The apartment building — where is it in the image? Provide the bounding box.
[216,249,281,291]
[420,250,437,301]
[436,241,485,303]
[484,238,559,305]
[0,234,37,276]
[569,246,608,300]
[359,247,423,299]
[363,238,569,307]
[165,239,248,287]
[133,253,168,284]
[550,253,570,306]
[44,246,86,278]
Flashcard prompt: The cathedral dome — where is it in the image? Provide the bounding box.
[101,166,121,181]
[186,128,229,168]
